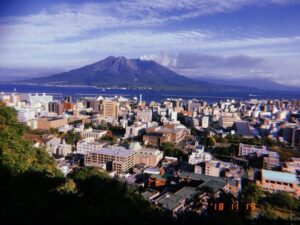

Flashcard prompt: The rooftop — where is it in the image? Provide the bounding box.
[262,169,298,183]
[90,147,136,157]
[174,186,199,199]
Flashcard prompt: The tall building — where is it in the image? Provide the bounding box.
[201,116,209,128]
[87,99,101,113]
[48,102,64,115]
[103,100,119,119]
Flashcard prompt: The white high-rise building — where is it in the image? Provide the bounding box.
[201,116,209,128]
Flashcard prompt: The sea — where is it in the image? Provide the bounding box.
[0,84,299,104]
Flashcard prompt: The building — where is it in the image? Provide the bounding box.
[280,123,300,147]
[63,101,74,111]
[103,100,119,119]
[46,137,72,156]
[76,137,103,155]
[218,114,239,129]
[48,102,64,115]
[87,99,101,113]
[283,157,300,174]
[21,93,53,106]
[37,117,68,130]
[205,161,222,177]
[81,128,107,140]
[143,125,189,147]
[188,145,212,165]
[263,151,280,170]
[201,116,209,128]
[84,147,136,174]
[136,109,153,122]
[0,92,20,106]
[205,160,232,177]
[124,122,146,139]
[238,143,268,157]
[130,142,163,167]
[256,169,300,198]
[16,108,36,122]
[233,121,253,138]
[170,111,178,121]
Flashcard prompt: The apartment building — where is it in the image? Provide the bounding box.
[85,147,136,174]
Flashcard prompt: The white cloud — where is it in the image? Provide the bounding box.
[0,0,300,86]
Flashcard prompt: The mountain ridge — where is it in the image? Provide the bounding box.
[21,56,247,92]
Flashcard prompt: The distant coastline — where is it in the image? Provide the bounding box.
[1,83,300,104]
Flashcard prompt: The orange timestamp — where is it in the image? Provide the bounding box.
[210,202,256,211]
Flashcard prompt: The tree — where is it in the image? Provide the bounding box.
[64,131,81,145]
[268,192,299,210]
[100,135,117,144]
[240,182,264,206]
[160,142,184,158]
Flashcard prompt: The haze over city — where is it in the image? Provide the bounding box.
[0,0,300,86]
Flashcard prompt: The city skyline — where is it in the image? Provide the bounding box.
[1,0,300,86]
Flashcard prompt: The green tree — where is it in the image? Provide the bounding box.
[268,192,299,210]
[240,182,264,206]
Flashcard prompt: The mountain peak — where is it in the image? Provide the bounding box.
[105,56,128,61]
[23,56,218,91]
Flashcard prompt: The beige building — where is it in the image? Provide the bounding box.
[37,117,68,130]
[103,100,119,119]
[143,125,189,147]
[205,161,222,177]
[130,142,163,167]
[85,147,136,174]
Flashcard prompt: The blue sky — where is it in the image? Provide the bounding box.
[0,0,300,86]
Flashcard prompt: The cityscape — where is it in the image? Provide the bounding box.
[0,1,300,225]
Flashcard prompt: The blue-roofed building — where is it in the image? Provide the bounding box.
[256,169,300,198]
